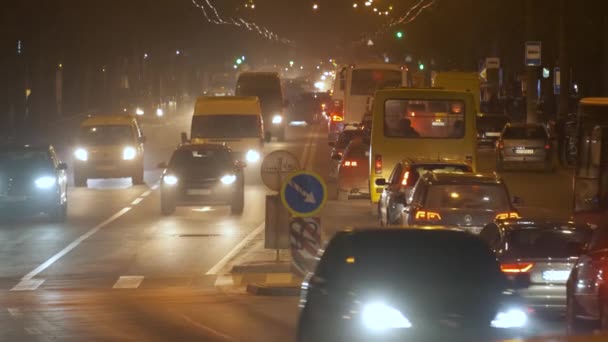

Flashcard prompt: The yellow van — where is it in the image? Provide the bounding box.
[433,72,481,112]
[369,88,477,204]
[190,96,264,164]
[73,115,146,187]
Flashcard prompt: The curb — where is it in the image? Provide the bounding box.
[246,283,301,296]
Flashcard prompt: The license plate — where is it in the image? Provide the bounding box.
[515,149,534,155]
[96,165,117,171]
[542,270,570,282]
[187,189,212,195]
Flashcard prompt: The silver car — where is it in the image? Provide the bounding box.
[496,123,554,172]
[479,219,593,314]
[402,172,520,234]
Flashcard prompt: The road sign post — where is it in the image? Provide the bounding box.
[525,41,542,66]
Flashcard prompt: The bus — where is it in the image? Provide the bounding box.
[369,88,478,205]
[433,71,481,112]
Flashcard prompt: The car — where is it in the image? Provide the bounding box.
[336,138,370,200]
[158,144,245,216]
[297,228,530,342]
[0,144,68,222]
[479,219,592,315]
[402,172,520,234]
[496,123,554,172]
[73,115,146,187]
[376,159,473,226]
[327,99,345,141]
[477,113,510,148]
[329,127,366,179]
[566,226,608,334]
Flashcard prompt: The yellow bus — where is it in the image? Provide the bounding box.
[369,88,477,204]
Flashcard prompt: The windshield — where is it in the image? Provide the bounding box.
[0,150,52,171]
[191,115,261,139]
[425,184,510,210]
[506,227,592,258]
[408,164,472,186]
[503,126,547,139]
[78,125,135,145]
[169,149,234,170]
[384,99,466,138]
[351,69,402,96]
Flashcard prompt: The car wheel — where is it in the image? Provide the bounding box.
[264,132,272,143]
[567,295,598,335]
[161,196,176,216]
[231,190,245,215]
[74,172,87,187]
[132,167,145,185]
[50,202,67,223]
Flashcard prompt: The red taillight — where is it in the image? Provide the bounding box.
[374,155,382,174]
[544,143,551,150]
[401,171,410,186]
[497,142,504,149]
[495,212,521,220]
[343,160,358,167]
[501,262,534,274]
[414,210,442,221]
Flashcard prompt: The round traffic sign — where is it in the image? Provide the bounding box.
[261,150,301,192]
[280,170,327,217]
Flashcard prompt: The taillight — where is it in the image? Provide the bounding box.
[414,210,442,221]
[331,114,344,122]
[497,142,504,149]
[544,143,551,150]
[343,160,358,167]
[495,212,521,220]
[401,171,410,186]
[374,155,382,174]
[501,262,534,274]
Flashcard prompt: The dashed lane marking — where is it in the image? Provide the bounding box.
[112,276,144,289]
[11,279,45,292]
[131,197,143,205]
[141,190,152,197]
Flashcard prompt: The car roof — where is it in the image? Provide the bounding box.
[495,219,592,232]
[334,227,477,241]
[422,172,502,185]
[176,143,232,152]
[81,115,135,127]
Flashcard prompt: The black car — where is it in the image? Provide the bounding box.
[297,228,530,342]
[476,113,510,148]
[159,144,245,216]
[0,145,68,222]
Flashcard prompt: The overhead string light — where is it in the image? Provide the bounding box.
[191,0,293,45]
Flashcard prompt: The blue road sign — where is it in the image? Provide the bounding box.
[525,41,542,66]
[281,171,327,217]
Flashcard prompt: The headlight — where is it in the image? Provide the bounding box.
[272,115,283,124]
[163,175,178,185]
[361,302,412,331]
[220,174,237,185]
[491,308,527,329]
[156,108,164,117]
[135,108,145,116]
[74,148,88,161]
[35,176,56,189]
[246,150,260,163]
[122,147,137,160]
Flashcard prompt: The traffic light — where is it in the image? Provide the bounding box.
[395,31,404,39]
[236,58,243,65]
[418,63,425,71]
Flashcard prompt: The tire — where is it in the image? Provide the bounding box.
[231,190,244,215]
[161,195,176,216]
[567,295,598,335]
[132,167,145,185]
[74,172,87,187]
[264,132,272,143]
[49,202,67,223]
[337,189,349,201]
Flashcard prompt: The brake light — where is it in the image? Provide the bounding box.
[501,262,534,274]
[497,142,504,149]
[343,160,358,167]
[544,143,551,150]
[495,212,521,220]
[414,210,442,221]
[401,171,410,186]
[374,155,382,174]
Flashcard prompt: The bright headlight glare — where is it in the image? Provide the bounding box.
[491,309,527,329]
[156,108,164,117]
[74,148,88,161]
[362,302,412,331]
[221,174,237,185]
[272,115,283,124]
[35,176,56,189]
[163,175,178,185]
[246,150,260,163]
[136,108,144,116]
[122,146,137,160]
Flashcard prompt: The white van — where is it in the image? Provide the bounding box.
[189,96,264,163]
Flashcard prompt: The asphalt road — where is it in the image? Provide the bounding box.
[0,116,575,341]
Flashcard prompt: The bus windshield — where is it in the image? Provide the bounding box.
[384,99,466,138]
[350,69,402,96]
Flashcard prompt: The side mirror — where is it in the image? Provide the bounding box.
[139,136,147,144]
[512,196,523,206]
[157,162,168,169]
[375,178,387,186]
[57,162,68,170]
[328,141,335,147]
[180,132,188,143]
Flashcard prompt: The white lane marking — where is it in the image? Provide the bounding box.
[205,222,265,275]
[19,207,132,282]
[141,190,152,197]
[112,276,144,289]
[177,312,235,341]
[131,197,143,205]
[11,279,45,291]
[151,184,159,190]
[7,308,23,318]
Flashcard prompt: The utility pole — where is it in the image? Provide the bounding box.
[525,0,539,123]
[558,0,570,119]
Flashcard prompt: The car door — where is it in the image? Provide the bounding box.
[385,163,405,225]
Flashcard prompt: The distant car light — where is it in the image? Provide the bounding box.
[246,150,261,163]
[74,148,88,161]
[135,108,145,116]
[221,174,237,185]
[272,115,283,124]
[491,308,527,329]
[156,108,164,117]
[35,176,56,189]
[362,302,412,331]
[122,147,137,160]
[163,175,178,185]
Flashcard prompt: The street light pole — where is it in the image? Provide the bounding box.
[525,0,539,123]
[558,0,570,119]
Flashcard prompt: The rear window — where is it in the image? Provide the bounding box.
[408,164,472,186]
[502,126,547,140]
[506,227,592,258]
[336,130,365,148]
[344,142,369,159]
[384,99,466,139]
[477,116,509,132]
[424,184,510,210]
